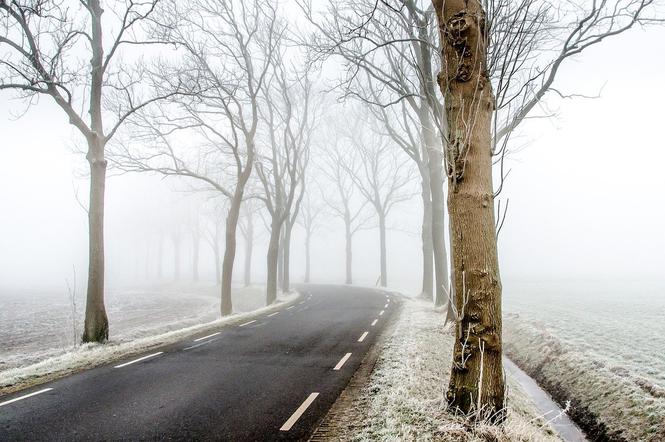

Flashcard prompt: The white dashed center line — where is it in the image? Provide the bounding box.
[0,388,53,408]
[333,353,352,370]
[239,320,256,327]
[371,319,378,326]
[114,352,163,369]
[357,331,369,342]
[280,392,319,431]
[384,304,388,308]
[379,310,385,316]
[194,332,220,342]
[267,312,280,317]
[184,338,218,351]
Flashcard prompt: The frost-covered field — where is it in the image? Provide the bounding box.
[504,279,665,441]
[0,284,266,372]
[322,296,561,441]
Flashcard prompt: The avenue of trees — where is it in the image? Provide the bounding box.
[1,0,659,423]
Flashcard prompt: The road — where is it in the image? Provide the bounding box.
[0,284,397,441]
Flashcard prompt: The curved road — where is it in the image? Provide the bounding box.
[0,285,397,441]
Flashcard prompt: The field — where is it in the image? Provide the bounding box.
[503,279,665,441]
[0,284,265,372]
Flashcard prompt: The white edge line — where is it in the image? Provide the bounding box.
[267,312,280,317]
[371,319,378,326]
[114,352,163,369]
[239,320,257,327]
[379,310,385,316]
[0,388,53,407]
[194,332,220,342]
[357,331,369,342]
[333,353,352,371]
[184,338,218,351]
[279,392,319,431]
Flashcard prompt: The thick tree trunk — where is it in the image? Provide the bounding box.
[266,220,281,305]
[422,112,450,310]
[304,228,311,283]
[221,193,242,316]
[172,233,181,281]
[378,213,387,287]
[420,172,434,300]
[82,142,109,343]
[243,218,253,287]
[281,220,293,292]
[192,228,199,282]
[82,0,108,344]
[433,0,505,418]
[277,227,284,290]
[344,213,353,284]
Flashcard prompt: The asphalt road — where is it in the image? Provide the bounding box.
[0,284,398,441]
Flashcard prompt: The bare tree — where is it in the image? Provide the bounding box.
[342,113,416,287]
[297,186,325,284]
[430,0,660,419]
[110,0,282,315]
[298,0,452,308]
[255,49,313,304]
[0,0,181,342]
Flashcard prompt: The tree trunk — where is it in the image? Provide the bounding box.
[281,220,293,292]
[221,192,242,316]
[433,0,505,419]
[420,171,434,300]
[172,233,181,282]
[344,213,353,284]
[422,111,450,311]
[277,227,284,291]
[243,216,253,287]
[266,220,281,305]
[378,212,387,287]
[82,141,109,343]
[192,226,199,282]
[304,228,311,283]
[82,0,108,344]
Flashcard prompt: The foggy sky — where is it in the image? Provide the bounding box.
[1,21,663,297]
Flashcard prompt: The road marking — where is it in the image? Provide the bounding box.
[0,388,53,408]
[280,392,319,431]
[384,303,388,308]
[239,320,256,327]
[357,332,369,342]
[333,353,352,370]
[184,338,219,351]
[379,310,385,316]
[114,352,163,369]
[287,306,295,310]
[371,319,378,326]
[194,332,220,342]
[268,312,280,317]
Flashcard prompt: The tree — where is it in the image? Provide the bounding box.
[297,188,325,283]
[342,113,415,287]
[110,0,282,315]
[430,0,659,419]
[255,52,313,304]
[238,200,259,287]
[0,0,178,342]
[319,133,372,285]
[298,0,452,308]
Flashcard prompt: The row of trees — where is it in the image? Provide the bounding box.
[1,0,657,422]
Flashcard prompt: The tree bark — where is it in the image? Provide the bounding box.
[420,169,434,300]
[344,212,353,284]
[221,192,242,316]
[281,220,294,292]
[82,140,109,343]
[266,220,281,305]
[277,227,284,290]
[81,0,109,344]
[378,212,387,287]
[304,227,311,283]
[243,216,253,287]
[433,0,505,419]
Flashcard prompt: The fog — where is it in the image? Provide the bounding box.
[2,26,663,297]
